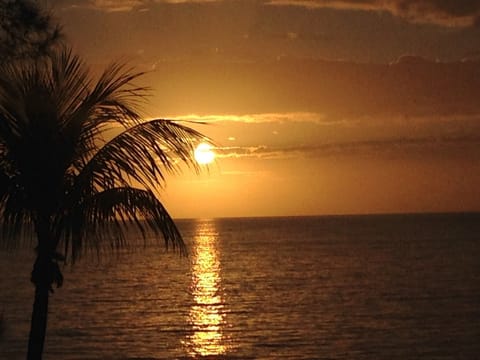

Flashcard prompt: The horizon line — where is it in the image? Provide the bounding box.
[174,210,480,221]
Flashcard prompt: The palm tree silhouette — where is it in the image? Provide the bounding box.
[0,48,206,359]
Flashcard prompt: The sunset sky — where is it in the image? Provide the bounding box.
[49,0,480,218]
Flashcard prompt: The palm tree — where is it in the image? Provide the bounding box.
[0,48,206,360]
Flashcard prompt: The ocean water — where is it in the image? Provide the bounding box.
[0,213,479,359]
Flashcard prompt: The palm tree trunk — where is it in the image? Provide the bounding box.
[27,280,50,360]
[28,215,53,360]
[27,215,62,360]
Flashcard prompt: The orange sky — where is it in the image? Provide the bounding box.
[49,0,480,218]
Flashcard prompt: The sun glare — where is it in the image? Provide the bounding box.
[194,143,215,165]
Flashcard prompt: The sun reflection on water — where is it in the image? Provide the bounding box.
[183,219,229,356]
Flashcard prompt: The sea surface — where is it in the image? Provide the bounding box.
[0,213,479,359]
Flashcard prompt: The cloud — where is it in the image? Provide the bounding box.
[56,0,218,12]
[197,110,480,161]
[390,54,434,64]
[58,0,143,12]
[266,0,480,27]
[169,109,480,163]
[57,0,480,27]
[217,135,480,160]
[169,112,331,124]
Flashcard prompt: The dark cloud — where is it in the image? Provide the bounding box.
[388,0,480,26]
[53,0,480,63]
[54,0,224,12]
[218,135,480,159]
[390,54,433,64]
[267,0,480,27]
[53,0,480,27]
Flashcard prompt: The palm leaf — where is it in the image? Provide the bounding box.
[76,119,208,193]
[59,187,186,263]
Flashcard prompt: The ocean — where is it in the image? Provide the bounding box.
[0,213,479,359]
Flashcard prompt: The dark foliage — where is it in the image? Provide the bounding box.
[0,0,62,62]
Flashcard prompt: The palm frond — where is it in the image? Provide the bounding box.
[48,49,91,127]
[59,187,186,263]
[0,175,34,249]
[76,119,209,192]
[82,61,148,130]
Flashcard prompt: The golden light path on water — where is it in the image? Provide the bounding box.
[183,220,229,356]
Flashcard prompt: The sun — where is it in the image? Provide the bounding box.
[194,143,215,165]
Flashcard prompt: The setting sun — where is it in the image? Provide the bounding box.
[194,143,215,165]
